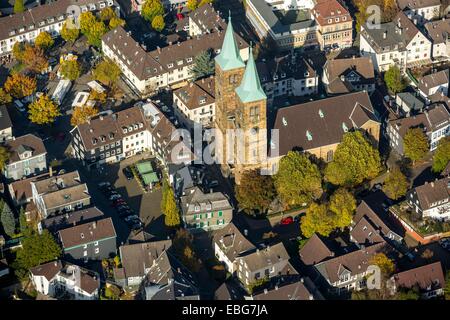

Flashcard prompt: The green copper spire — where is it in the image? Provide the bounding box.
[215,14,245,71]
[235,46,267,104]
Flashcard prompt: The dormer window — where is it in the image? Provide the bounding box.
[109,132,114,139]
[342,122,348,132]
[100,135,106,142]
[306,130,313,141]
[318,109,324,118]
[199,96,206,104]
[122,127,128,134]
[139,122,144,128]
[128,126,133,132]
[92,138,97,145]
[167,63,174,68]
[281,73,286,78]
[194,205,200,212]
[187,57,193,63]
[273,75,278,80]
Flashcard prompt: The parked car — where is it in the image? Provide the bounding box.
[176,13,184,20]
[124,215,140,222]
[98,182,110,188]
[122,167,134,180]
[280,216,294,225]
[116,205,130,212]
[112,200,126,207]
[119,210,134,217]
[14,100,26,112]
[109,194,122,201]
[208,180,219,188]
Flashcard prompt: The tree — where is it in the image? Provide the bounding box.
[4,73,37,99]
[235,169,276,215]
[13,230,61,279]
[151,15,165,32]
[109,17,125,29]
[12,42,25,61]
[79,12,97,35]
[86,21,108,47]
[60,59,82,81]
[28,94,61,125]
[274,152,322,207]
[89,90,107,103]
[173,229,200,272]
[35,32,54,50]
[300,203,336,238]
[190,49,215,80]
[103,285,121,300]
[142,0,165,23]
[328,188,356,230]
[163,185,180,227]
[19,207,28,235]
[14,0,25,13]
[325,131,382,187]
[0,88,12,105]
[71,105,98,126]
[61,20,80,43]
[404,127,428,164]
[1,202,15,237]
[384,65,407,94]
[187,0,199,11]
[370,253,395,275]
[432,137,450,173]
[0,146,10,171]
[383,168,409,200]
[421,248,434,261]
[22,45,49,73]
[92,58,121,87]
[445,271,450,300]
[395,287,420,300]
[100,7,116,21]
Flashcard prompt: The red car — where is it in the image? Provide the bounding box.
[176,13,184,20]
[280,216,294,225]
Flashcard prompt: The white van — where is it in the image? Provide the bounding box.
[14,100,25,112]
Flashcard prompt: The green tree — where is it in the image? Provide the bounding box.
[0,145,10,171]
[395,287,420,300]
[61,20,80,43]
[151,15,165,32]
[163,185,180,227]
[28,94,61,125]
[13,230,61,279]
[383,168,409,200]
[445,270,450,300]
[328,188,356,230]
[325,131,382,187]
[274,151,322,207]
[142,0,165,23]
[92,58,121,87]
[190,49,215,80]
[300,203,336,238]
[79,12,97,35]
[1,202,15,237]
[235,169,276,215]
[404,127,428,164]
[35,32,54,50]
[432,137,450,173]
[12,42,25,61]
[0,88,12,105]
[19,207,28,235]
[103,285,121,300]
[86,20,108,47]
[14,0,25,13]
[100,7,116,21]
[384,65,407,94]
[187,0,199,11]
[60,59,82,81]
[173,229,200,272]
[109,17,125,29]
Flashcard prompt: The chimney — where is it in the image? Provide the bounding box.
[54,261,58,267]
[275,285,278,290]
[263,289,268,294]
[92,221,97,229]
[300,277,304,283]
[309,294,314,300]
[49,166,53,177]
[431,182,435,187]
[244,229,248,236]
[383,30,387,39]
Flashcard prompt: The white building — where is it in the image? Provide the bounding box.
[397,0,441,25]
[407,177,450,220]
[417,69,449,103]
[360,11,432,72]
[424,18,450,60]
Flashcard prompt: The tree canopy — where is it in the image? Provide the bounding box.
[161,178,180,227]
[384,65,407,94]
[325,131,382,187]
[1,201,15,237]
[71,105,99,126]
[354,0,399,32]
[142,0,165,23]
[60,59,82,81]
[191,49,215,80]
[274,151,323,207]
[328,188,356,230]
[79,12,108,47]
[28,94,61,125]
[300,203,336,238]
[432,137,450,173]
[14,0,25,13]
[383,168,409,200]
[404,127,428,164]
[235,169,276,215]
[0,88,12,105]
[61,20,80,43]
[4,73,37,99]
[92,58,121,87]
[151,15,165,32]
[22,45,49,73]
[35,32,54,50]
[0,146,10,171]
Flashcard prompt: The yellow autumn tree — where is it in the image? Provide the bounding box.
[28,94,61,125]
[4,73,37,99]
[71,105,99,126]
[35,31,54,50]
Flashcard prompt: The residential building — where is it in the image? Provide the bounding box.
[270,91,380,172]
[30,260,100,300]
[127,0,185,14]
[246,276,324,300]
[31,170,91,219]
[322,56,376,95]
[424,18,450,60]
[360,11,432,72]
[58,218,117,262]
[0,104,12,142]
[235,242,295,287]
[245,0,319,52]
[170,164,204,198]
[214,281,246,300]
[386,104,450,153]
[407,177,450,220]
[312,0,353,50]
[257,54,319,102]
[4,134,47,181]
[395,92,425,116]
[313,242,393,294]
[180,186,233,232]
[38,207,104,235]
[70,103,192,168]
[141,250,200,300]
[101,24,248,96]
[391,261,445,298]
[213,222,257,274]
[173,76,215,130]
[188,3,225,37]
[417,69,449,103]
[0,0,119,58]
[397,0,441,24]
[114,239,172,289]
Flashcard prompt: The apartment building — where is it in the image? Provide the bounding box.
[188,3,226,37]
[0,0,118,58]
[407,177,450,220]
[417,69,449,103]
[424,18,450,60]
[31,170,91,219]
[101,24,248,96]
[397,0,441,25]
[360,11,432,72]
